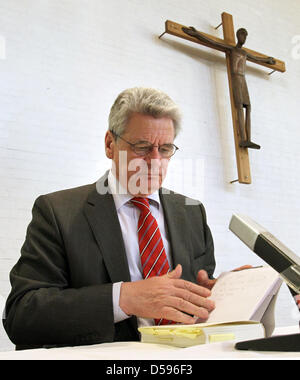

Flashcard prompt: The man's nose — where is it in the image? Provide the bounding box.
[148,146,161,159]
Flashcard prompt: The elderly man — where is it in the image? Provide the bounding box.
[3,87,216,350]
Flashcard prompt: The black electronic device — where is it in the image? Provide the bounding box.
[229,214,300,352]
[235,333,300,351]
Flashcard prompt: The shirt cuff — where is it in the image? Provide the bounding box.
[113,282,131,323]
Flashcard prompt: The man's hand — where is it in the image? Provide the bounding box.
[119,264,215,324]
[197,270,217,290]
[197,265,253,289]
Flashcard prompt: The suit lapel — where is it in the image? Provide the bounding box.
[83,174,192,280]
[83,174,131,283]
[159,189,192,280]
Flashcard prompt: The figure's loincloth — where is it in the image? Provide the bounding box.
[232,73,250,106]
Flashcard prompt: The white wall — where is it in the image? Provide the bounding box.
[0,0,300,351]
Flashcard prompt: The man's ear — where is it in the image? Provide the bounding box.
[105,131,115,159]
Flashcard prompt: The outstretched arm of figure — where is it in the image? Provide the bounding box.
[246,52,276,65]
[181,26,232,52]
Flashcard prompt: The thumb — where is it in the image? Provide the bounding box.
[197,269,216,290]
[166,264,182,279]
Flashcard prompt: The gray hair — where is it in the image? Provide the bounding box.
[108,87,182,138]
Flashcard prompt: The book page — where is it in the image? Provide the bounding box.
[204,266,280,324]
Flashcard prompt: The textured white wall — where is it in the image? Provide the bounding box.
[0,0,300,351]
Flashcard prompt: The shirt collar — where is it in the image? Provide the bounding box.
[107,170,160,211]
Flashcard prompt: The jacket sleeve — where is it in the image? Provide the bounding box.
[199,202,216,279]
[3,195,115,348]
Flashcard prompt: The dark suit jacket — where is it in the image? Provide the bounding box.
[3,172,215,350]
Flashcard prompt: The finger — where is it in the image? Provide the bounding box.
[166,264,182,279]
[160,307,196,325]
[197,270,208,285]
[172,288,215,312]
[205,278,217,290]
[167,296,210,320]
[197,270,216,290]
[173,278,211,298]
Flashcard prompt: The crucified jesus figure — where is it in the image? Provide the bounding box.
[182,26,276,150]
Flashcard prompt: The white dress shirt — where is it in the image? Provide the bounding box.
[96,170,172,327]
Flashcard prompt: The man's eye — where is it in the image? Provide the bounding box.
[134,144,151,152]
[159,145,173,153]
[135,144,151,150]
[160,146,170,151]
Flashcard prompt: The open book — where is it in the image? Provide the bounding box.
[138,266,282,347]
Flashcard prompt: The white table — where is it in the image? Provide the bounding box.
[0,326,299,360]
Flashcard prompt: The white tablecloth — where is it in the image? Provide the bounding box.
[0,326,299,360]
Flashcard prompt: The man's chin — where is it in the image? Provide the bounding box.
[147,176,162,190]
[128,175,163,196]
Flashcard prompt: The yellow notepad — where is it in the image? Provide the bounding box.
[139,321,264,348]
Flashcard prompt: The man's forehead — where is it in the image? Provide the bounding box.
[125,130,175,144]
[123,115,175,139]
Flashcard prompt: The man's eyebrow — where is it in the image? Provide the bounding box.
[131,139,175,146]
[133,140,174,144]
[132,139,152,144]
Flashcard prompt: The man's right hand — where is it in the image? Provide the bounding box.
[119,264,215,324]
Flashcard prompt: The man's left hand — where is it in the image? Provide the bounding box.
[197,270,217,290]
[197,265,253,290]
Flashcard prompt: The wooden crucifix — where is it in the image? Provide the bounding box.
[159,12,286,184]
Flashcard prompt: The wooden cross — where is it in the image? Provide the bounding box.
[159,12,286,184]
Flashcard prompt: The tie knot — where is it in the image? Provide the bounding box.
[131,197,150,213]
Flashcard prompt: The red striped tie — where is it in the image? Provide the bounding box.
[131,197,172,325]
